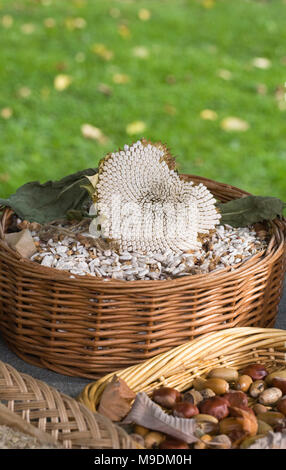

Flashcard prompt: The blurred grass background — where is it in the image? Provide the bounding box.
[0,0,286,200]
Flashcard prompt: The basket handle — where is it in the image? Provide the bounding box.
[0,207,14,240]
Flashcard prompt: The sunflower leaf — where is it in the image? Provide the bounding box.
[217,195,286,227]
[0,168,98,224]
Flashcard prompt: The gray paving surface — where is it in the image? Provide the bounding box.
[0,281,285,399]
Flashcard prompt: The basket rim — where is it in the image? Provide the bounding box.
[78,326,286,411]
[0,173,285,287]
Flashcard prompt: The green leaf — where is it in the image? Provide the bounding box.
[0,168,98,224]
[217,195,286,227]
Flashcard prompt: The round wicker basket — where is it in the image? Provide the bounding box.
[0,359,139,449]
[78,327,286,412]
[0,175,285,379]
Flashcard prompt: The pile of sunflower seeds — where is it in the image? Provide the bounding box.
[29,224,266,281]
[0,425,58,449]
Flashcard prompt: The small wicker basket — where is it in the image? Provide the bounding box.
[78,327,286,412]
[0,359,139,449]
[0,175,285,379]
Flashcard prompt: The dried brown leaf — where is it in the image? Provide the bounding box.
[230,407,258,436]
[98,376,136,422]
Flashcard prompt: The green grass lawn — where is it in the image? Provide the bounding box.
[0,0,286,201]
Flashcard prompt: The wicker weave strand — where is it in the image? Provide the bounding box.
[0,175,285,379]
[0,360,139,449]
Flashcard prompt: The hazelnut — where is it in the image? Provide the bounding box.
[152,387,181,409]
[204,378,229,395]
[159,438,189,449]
[199,396,229,420]
[235,375,253,392]
[258,387,282,406]
[223,391,248,408]
[173,402,199,418]
[240,364,268,381]
[249,380,265,398]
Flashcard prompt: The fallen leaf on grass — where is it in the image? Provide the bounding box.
[118,24,131,38]
[0,173,10,182]
[18,87,31,98]
[97,83,112,96]
[252,57,271,69]
[126,121,146,135]
[1,15,13,28]
[275,85,286,111]
[164,104,177,115]
[256,83,268,95]
[92,43,114,61]
[109,8,121,18]
[132,46,149,59]
[220,116,249,132]
[65,17,86,30]
[165,75,176,84]
[41,87,50,99]
[54,74,72,91]
[200,109,218,120]
[21,23,35,34]
[138,8,151,21]
[202,0,215,8]
[75,52,85,63]
[81,123,108,144]
[1,108,13,119]
[217,69,232,80]
[44,18,56,28]
[112,73,130,84]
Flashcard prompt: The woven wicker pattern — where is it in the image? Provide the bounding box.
[79,327,286,411]
[0,175,285,379]
[0,360,138,449]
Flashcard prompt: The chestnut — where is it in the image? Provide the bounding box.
[159,437,189,449]
[199,396,229,420]
[240,364,268,381]
[272,378,286,395]
[223,391,248,409]
[277,397,286,416]
[152,387,181,409]
[172,401,199,418]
